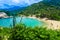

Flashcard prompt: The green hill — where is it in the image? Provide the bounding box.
[19,1,60,20]
[43,0,60,6]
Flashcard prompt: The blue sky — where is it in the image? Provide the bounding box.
[0,0,42,9]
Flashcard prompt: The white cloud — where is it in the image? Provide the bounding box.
[23,0,42,5]
[12,0,20,3]
[0,0,43,7]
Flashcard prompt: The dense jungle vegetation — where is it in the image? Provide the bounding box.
[19,1,60,20]
[0,24,60,40]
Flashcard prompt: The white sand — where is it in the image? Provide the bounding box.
[43,19,60,29]
[26,15,60,30]
[38,18,60,30]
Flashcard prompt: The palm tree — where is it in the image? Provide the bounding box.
[4,10,17,27]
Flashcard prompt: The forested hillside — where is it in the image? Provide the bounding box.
[19,1,60,20]
[43,0,60,6]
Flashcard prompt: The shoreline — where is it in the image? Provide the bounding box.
[0,15,60,30]
[26,16,60,30]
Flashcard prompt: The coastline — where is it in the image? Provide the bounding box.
[26,15,60,30]
[0,14,60,30]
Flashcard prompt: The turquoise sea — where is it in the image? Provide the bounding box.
[0,17,43,27]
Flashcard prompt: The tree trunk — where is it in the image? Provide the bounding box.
[13,14,16,27]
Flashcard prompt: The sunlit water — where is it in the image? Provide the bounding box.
[0,17,43,27]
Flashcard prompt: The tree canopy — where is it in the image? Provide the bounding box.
[19,1,60,20]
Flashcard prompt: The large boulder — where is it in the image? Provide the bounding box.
[0,12,8,18]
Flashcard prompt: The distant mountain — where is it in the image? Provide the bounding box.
[0,4,26,10]
[0,4,26,16]
[4,6,25,11]
[0,0,42,10]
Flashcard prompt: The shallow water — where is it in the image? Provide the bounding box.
[0,17,43,27]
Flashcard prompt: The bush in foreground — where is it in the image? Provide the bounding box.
[0,27,11,40]
[9,24,60,40]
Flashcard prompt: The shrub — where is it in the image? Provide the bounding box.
[9,24,60,40]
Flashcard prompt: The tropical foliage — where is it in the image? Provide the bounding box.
[8,24,60,40]
[0,24,60,40]
[19,1,60,20]
[0,27,11,40]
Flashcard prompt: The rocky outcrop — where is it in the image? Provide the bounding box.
[0,12,8,18]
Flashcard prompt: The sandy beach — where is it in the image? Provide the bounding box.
[26,15,60,30]
[0,13,60,30]
[41,18,60,30]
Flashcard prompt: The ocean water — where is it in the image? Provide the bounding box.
[0,17,43,27]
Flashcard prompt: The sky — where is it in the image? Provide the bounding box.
[0,0,42,9]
